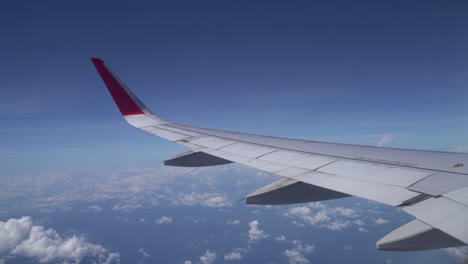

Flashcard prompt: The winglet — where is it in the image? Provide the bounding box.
[91,58,156,117]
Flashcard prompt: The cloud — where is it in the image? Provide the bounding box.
[292,240,315,253]
[275,235,287,242]
[155,216,172,224]
[378,135,393,147]
[248,220,269,243]
[138,248,149,258]
[374,218,390,225]
[344,245,352,250]
[284,240,315,264]
[184,261,192,264]
[451,145,468,153]
[353,219,365,226]
[358,227,369,232]
[82,205,102,213]
[112,202,142,213]
[224,251,242,261]
[172,192,233,208]
[283,203,358,231]
[227,220,240,225]
[200,250,217,264]
[444,246,468,263]
[0,216,120,264]
[284,249,309,264]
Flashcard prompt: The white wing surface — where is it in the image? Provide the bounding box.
[91,58,468,251]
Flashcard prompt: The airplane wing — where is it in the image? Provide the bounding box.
[91,58,468,251]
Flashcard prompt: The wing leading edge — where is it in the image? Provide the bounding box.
[91,58,468,251]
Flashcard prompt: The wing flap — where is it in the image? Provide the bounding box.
[259,150,336,170]
[403,197,468,244]
[246,178,349,205]
[293,172,420,207]
[376,219,464,251]
[164,150,232,167]
[317,160,432,187]
[201,148,421,206]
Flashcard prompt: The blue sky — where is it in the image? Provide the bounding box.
[1,0,467,173]
[1,1,468,263]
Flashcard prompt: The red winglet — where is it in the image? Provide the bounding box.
[91,58,145,116]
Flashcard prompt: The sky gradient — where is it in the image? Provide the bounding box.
[1,1,468,263]
[1,0,468,173]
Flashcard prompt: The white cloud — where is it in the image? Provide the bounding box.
[184,261,192,264]
[283,204,357,231]
[248,220,269,242]
[374,218,390,225]
[155,216,172,224]
[200,250,217,264]
[138,248,149,258]
[284,249,309,264]
[0,216,120,264]
[337,208,358,218]
[353,219,365,226]
[82,205,102,213]
[451,145,468,153]
[227,220,240,225]
[444,246,468,263]
[284,240,314,264]
[173,192,233,208]
[378,135,393,147]
[275,235,286,242]
[112,202,142,213]
[224,251,242,261]
[358,227,368,232]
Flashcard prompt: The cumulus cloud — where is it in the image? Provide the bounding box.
[155,216,173,224]
[378,135,393,147]
[82,205,102,213]
[227,220,240,225]
[138,248,149,258]
[444,246,468,263]
[248,220,269,242]
[184,261,192,264]
[172,192,233,208]
[292,240,315,253]
[353,219,365,226]
[284,249,309,264]
[283,240,315,264]
[0,216,120,264]
[451,145,468,153]
[200,250,217,264]
[283,203,358,231]
[275,235,287,242]
[358,227,369,232]
[224,251,242,261]
[374,218,390,225]
[112,202,142,213]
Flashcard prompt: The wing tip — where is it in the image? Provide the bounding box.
[91,57,104,64]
